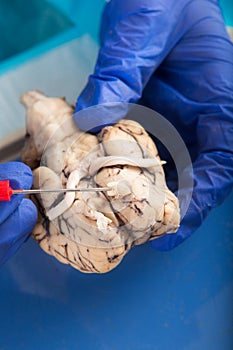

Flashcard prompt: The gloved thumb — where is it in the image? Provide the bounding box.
[0,198,38,266]
[0,162,34,225]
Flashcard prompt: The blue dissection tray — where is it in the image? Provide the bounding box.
[0,190,232,350]
[0,1,232,349]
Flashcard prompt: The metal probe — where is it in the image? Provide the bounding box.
[0,180,110,201]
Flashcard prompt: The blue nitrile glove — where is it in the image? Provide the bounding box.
[0,162,38,266]
[74,0,233,250]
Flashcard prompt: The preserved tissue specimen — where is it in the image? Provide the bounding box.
[21,90,180,273]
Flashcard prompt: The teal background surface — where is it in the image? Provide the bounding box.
[0,0,73,63]
[0,0,231,75]
[0,1,232,349]
[219,0,233,25]
[0,0,105,75]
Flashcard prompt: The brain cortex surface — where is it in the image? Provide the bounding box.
[21,90,180,273]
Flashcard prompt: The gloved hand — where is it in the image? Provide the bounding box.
[0,162,38,266]
[74,0,233,250]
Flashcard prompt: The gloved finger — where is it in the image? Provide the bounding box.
[0,162,33,225]
[151,150,233,251]
[74,0,182,131]
[0,198,38,266]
